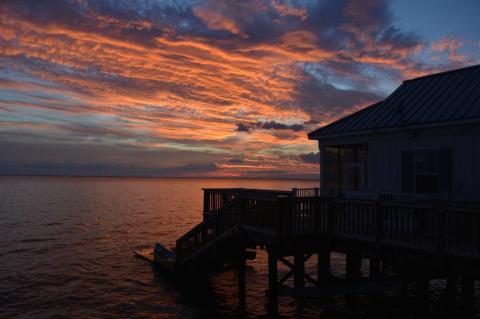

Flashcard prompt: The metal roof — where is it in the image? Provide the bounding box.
[308,64,480,140]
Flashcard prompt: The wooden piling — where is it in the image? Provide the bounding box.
[294,253,305,288]
[238,258,246,307]
[317,250,330,283]
[369,258,381,278]
[414,274,429,315]
[267,250,278,315]
[345,252,362,309]
[346,252,362,280]
[461,275,474,317]
[446,274,457,315]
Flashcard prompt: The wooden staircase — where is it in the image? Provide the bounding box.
[175,197,243,272]
[175,188,292,272]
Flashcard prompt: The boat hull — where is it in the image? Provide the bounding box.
[134,243,176,272]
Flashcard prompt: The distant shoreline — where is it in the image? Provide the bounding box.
[0,174,318,181]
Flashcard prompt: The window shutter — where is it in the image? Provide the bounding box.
[401,150,414,193]
[439,148,453,192]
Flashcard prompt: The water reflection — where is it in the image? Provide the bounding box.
[0,176,319,318]
[1,176,475,318]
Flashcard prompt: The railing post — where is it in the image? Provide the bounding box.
[239,195,245,226]
[203,190,209,214]
[327,199,335,241]
[314,196,321,234]
[374,200,383,273]
[277,195,292,239]
[275,197,282,237]
[194,231,198,251]
[375,201,383,244]
[437,208,446,255]
[222,191,228,211]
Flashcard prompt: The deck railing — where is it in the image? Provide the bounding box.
[202,188,292,215]
[177,188,480,266]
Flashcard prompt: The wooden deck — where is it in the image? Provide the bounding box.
[174,188,480,315]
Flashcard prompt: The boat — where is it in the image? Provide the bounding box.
[134,243,176,272]
[134,243,255,272]
[153,243,176,271]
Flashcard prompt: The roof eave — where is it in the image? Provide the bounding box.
[308,117,480,141]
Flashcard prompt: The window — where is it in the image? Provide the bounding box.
[324,146,342,191]
[344,144,369,191]
[401,148,452,194]
[414,150,439,193]
[323,144,369,193]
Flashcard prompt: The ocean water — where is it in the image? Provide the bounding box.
[0,176,473,318]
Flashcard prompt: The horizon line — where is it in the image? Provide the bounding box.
[0,174,319,182]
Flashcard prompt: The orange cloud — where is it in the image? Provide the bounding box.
[193,7,249,38]
[1,0,473,178]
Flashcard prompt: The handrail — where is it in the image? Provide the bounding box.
[203,188,292,214]
[177,190,287,265]
[178,225,242,264]
[176,197,241,244]
[202,188,292,194]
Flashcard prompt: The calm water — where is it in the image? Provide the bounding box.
[0,177,473,318]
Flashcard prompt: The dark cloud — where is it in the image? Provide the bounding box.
[1,0,87,26]
[0,161,218,177]
[298,152,319,164]
[270,131,299,140]
[236,121,305,133]
[0,139,220,173]
[229,158,243,164]
[1,0,422,116]
[177,163,218,173]
[1,0,422,49]
[235,123,250,132]
[288,69,382,122]
[257,121,304,131]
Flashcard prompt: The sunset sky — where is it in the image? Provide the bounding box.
[1,0,479,179]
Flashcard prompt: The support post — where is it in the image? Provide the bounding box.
[317,249,330,283]
[346,252,362,280]
[267,250,278,315]
[238,258,246,308]
[414,274,429,315]
[446,274,457,316]
[461,275,474,317]
[345,252,361,310]
[294,253,305,288]
[369,258,381,278]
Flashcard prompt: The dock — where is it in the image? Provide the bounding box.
[173,188,480,315]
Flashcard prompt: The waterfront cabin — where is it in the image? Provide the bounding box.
[308,65,480,201]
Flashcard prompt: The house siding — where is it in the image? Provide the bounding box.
[318,123,480,200]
